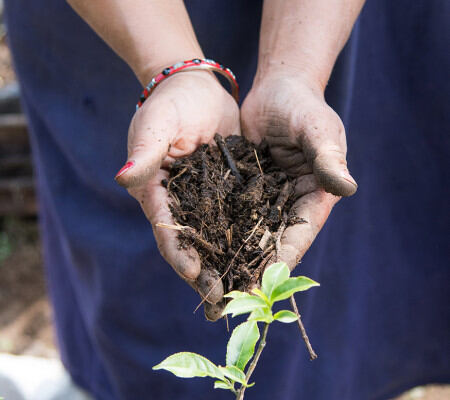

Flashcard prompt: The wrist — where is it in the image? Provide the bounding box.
[135,50,205,86]
[252,65,325,99]
[135,59,239,110]
[254,54,331,94]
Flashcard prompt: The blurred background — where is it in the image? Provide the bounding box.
[0,6,55,359]
[0,1,447,398]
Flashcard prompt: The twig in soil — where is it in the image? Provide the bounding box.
[214,133,243,184]
[156,223,224,257]
[155,223,191,231]
[258,229,272,250]
[248,244,275,269]
[194,218,263,312]
[226,228,232,249]
[250,248,275,284]
[254,149,263,175]
[236,323,270,400]
[183,231,225,257]
[289,295,318,361]
[274,218,287,262]
[167,167,187,191]
[223,169,231,180]
[270,181,293,222]
[169,192,181,206]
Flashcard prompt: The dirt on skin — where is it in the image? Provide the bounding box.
[165,134,305,294]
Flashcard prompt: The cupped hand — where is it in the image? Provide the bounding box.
[115,70,240,320]
[241,73,357,269]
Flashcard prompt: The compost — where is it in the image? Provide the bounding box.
[164,134,304,293]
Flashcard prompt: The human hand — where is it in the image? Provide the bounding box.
[241,73,357,269]
[115,71,240,319]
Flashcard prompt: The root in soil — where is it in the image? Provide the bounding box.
[164,134,304,294]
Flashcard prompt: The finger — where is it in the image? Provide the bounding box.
[204,300,226,322]
[135,170,201,282]
[300,108,357,197]
[293,174,319,198]
[115,101,176,188]
[279,189,340,270]
[196,268,224,305]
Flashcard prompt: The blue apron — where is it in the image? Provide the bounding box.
[5,0,449,398]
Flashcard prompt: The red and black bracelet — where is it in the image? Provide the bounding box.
[136,58,239,110]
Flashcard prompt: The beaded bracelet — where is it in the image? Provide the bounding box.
[136,58,239,110]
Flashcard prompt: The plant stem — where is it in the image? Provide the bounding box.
[236,323,270,400]
[290,295,317,360]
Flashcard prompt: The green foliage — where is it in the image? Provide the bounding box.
[226,321,260,371]
[153,352,225,380]
[153,262,319,399]
[261,262,290,299]
[222,296,267,317]
[270,276,319,303]
[220,365,246,384]
[214,380,233,390]
[273,310,298,323]
[248,307,274,323]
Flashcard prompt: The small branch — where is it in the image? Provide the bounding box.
[274,218,287,262]
[223,169,231,180]
[155,222,189,231]
[236,323,270,400]
[248,244,274,268]
[254,149,263,175]
[269,181,293,222]
[214,133,243,184]
[268,217,317,361]
[156,222,224,257]
[250,248,275,286]
[183,230,225,257]
[290,295,317,361]
[167,167,187,192]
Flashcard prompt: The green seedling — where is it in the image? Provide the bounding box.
[153,262,319,399]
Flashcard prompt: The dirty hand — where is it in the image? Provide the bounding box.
[115,71,240,319]
[241,74,357,269]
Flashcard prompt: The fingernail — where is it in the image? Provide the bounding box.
[115,161,135,179]
[340,170,357,187]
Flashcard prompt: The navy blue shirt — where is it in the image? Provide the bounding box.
[5,0,449,399]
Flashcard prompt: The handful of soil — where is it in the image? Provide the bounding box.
[163,134,303,294]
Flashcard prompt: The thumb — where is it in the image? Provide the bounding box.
[301,110,357,197]
[115,105,175,188]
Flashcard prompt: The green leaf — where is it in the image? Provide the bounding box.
[226,321,260,371]
[224,290,252,299]
[251,288,270,305]
[219,365,246,384]
[214,380,232,390]
[261,262,290,301]
[273,310,298,323]
[271,276,320,303]
[248,307,274,323]
[222,296,267,317]
[153,352,224,380]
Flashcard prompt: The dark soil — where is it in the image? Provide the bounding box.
[165,134,305,293]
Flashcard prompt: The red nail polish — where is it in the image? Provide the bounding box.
[115,161,135,179]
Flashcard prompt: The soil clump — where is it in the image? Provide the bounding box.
[164,134,305,294]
